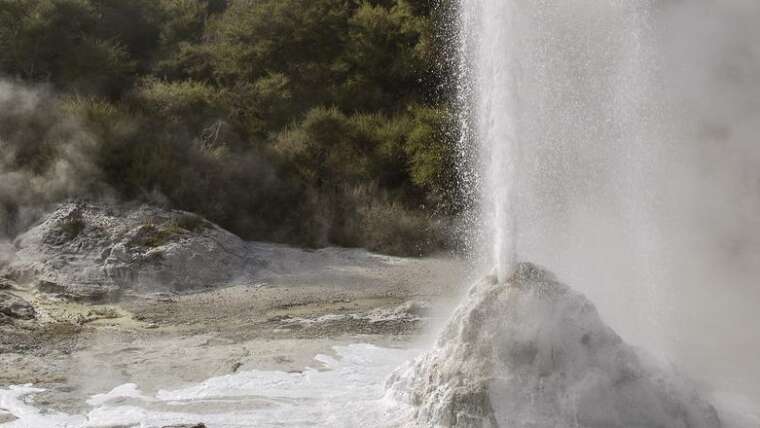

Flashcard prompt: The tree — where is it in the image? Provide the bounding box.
[340,0,427,111]
[0,0,134,96]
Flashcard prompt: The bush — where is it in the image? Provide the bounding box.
[0,0,137,96]
[404,105,459,212]
[173,213,211,233]
[329,184,450,256]
[0,0,462,256]
[129,224,175,248]
[275,107,372,187]
[132,79,225,130]
[340,1,427,112]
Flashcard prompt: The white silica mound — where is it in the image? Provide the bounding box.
[387,263,721,428]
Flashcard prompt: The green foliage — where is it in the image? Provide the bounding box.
[0,0,136,95]
[135,214,213,248]
[0,0,462,255]
[332,184,450,256]
[173,213,211,233]
[133,78,225,130]
[275,107,372,187]
[88,0,163,67]
[222,73,294,137]
[130,224,175,248]
[276,104,457,204]
[272,104,458,253]
[341,1,428,111]
[152,0,220,80]
[404,105,458,208]
[205,0,349,85]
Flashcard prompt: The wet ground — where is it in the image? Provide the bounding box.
[0,249,471,426]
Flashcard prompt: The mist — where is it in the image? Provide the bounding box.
[480,0,760,411]
[0,79,104,256]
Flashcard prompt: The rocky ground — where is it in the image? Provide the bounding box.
[0,202,471,426]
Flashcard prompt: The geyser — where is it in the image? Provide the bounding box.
[461,0,661,288]
[457,0,668,346]
[463,0,519,283]
[454,1,760,416]
[384,0,760,426]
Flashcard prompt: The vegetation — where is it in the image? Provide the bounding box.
[0,0,460,255]
[173,213,211,234]
[130,224,178,249]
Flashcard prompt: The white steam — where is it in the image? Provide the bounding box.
[0,80,102,238]
[460,0,760,415]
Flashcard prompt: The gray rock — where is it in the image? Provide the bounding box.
[2,202,258,299]
[0,277,15,290]
[0,413,18,424]
[0,291,35,320]
[36,279,67,295]
[35,279,111,302]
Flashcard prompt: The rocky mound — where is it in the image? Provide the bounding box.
[387,263,721,428]
[0,290,35,321]
[2,202,256,300]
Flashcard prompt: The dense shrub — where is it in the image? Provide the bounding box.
[334,184,451,256]
[0,0,461,255]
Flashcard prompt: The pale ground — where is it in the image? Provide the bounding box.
[0,245,472,420]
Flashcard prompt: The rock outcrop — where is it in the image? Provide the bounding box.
[0,291,35,320]
[2,202,257,300]
[387,263,721,428]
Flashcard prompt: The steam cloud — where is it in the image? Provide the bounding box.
[484,0,760,410]
[0,80,103,239]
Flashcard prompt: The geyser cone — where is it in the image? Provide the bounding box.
[387,263,720,428]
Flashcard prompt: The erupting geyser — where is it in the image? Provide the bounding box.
[386,0,727,426]
[468,0,519,282]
